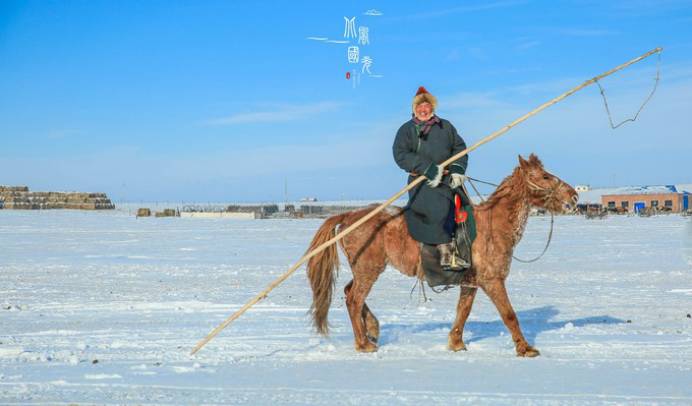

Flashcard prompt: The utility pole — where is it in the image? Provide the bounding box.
[284,177,288,208]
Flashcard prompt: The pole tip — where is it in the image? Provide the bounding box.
[190,343,203,356]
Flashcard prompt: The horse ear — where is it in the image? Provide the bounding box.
[528,153,543,167]
[518,155,529,168]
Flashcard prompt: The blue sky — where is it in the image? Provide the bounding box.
[1,1,691,202]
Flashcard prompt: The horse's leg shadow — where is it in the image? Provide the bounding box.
[465,305,626,346]
[377,305,625,350]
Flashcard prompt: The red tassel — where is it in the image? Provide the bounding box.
[455,195,467,223]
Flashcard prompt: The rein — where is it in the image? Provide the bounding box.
[510,212,554,264]
[466,176,557,264]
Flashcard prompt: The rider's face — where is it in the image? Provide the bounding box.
[414,102,433,121]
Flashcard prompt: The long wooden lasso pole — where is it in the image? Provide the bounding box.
[190,47,662,355]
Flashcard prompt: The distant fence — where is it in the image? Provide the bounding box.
[177,203,366,219]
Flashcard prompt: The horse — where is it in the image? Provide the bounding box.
[306,154,578,357]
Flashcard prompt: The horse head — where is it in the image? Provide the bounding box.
[518,154,578,214]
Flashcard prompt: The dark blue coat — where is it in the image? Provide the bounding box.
[392,118,468,244]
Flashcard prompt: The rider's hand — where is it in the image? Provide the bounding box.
[424,164,443,188]
[449,173,467,189]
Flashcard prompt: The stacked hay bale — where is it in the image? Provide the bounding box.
[0,186,115,210]
[154,208,179,217]
[0,186,31,209]
[0,186,29,192]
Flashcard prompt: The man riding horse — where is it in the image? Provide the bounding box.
[392,86,470,270]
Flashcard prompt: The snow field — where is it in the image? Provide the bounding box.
[1,209,691,404]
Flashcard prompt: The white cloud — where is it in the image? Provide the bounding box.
[305,37,348,44]
[387,0,525,21]
[446,48,462,61]
[206,101,345,125]
[515,40,541,51]
[609,0,692,17]
[558,28,618,37]
[363,9,383,16]
[46,129,82,140]
[442,91,514,110]
[467,47,488,61]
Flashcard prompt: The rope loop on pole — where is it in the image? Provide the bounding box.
[596,49,662,129]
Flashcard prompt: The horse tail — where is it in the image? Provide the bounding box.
[306,213,347,336]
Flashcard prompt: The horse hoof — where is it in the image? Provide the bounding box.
[448,338,467,352]
[448,343,467,352]
[356,341,378,353]
[518,347,540,357]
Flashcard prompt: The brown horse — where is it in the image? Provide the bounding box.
[306,154,578,356]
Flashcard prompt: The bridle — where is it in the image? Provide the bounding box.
[525,176,566,210]
[511,174,567,264]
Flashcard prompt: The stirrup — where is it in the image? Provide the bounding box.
[438,242,470,271]
[443,254,470,271]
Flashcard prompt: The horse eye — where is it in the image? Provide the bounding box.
[542,175,550,180]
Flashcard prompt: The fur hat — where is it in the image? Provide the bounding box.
[412,86,437,112]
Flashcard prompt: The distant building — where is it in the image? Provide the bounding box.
[575,184,590,192]
[601,185,690,213]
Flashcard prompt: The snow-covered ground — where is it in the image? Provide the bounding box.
[1,208,691,404]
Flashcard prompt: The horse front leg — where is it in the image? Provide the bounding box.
[448,286,477,351]
[482,279,539,357]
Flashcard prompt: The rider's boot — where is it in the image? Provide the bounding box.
[437,242,470,271]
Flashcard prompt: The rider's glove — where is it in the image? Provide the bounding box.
[448,163,467,189]
[424,164,443,188]
[449,173,467,189]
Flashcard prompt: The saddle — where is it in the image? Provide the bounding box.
[420,194,475,288]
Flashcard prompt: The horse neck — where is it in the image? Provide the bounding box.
[481,168,532,246]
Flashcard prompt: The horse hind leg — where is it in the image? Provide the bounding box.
[345,281,380,344]
[344,277,378,352]
[362,303,379,343]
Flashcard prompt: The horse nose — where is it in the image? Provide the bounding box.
[565,193,579,213]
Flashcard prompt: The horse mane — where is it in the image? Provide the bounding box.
[475,155,544,212]
[475,153,543,210]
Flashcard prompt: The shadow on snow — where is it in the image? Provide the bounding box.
[377,305,625,347]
